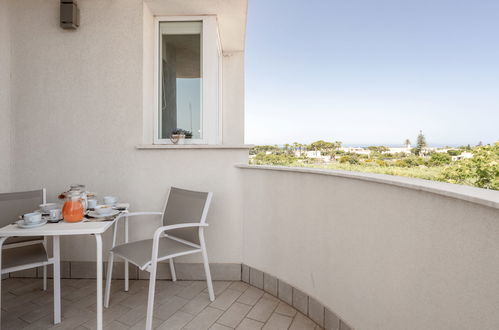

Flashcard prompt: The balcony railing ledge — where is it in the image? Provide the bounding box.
[236,164,499,210]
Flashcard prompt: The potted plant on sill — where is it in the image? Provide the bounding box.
[170,129,193,144]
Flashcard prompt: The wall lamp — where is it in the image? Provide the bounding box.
[60,0,79,30]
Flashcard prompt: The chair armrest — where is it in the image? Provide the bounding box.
[154,222,208,238]
[151,223,208,257]
[125,212,163,217]
[113,211,162,225]
[110,212,163,248]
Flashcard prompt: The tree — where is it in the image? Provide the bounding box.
[404,139,411,147]
[307,140,342,157]
[415,131,427,156]
[292,142,304,156]
[368,146,389,153]
[283,144,293,155]
[440,142,499,190]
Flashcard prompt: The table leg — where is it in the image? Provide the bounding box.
[124,216,129,292]
[0,236,8,328]
[95,234,103,330]
[43,237,48,291]
[53,235,61,324]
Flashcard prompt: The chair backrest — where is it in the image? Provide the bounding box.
[0,189,45,228]
[163,187,212,245]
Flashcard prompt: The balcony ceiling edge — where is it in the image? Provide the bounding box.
[144,0,248,52]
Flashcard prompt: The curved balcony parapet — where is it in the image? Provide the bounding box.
[237,164,499,330]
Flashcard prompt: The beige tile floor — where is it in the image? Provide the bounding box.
[1,278,322,330]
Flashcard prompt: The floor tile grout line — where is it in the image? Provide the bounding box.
[1,279,320,330]
[235,300,254,307]
[288,312,299,330]
[212,287,247,328]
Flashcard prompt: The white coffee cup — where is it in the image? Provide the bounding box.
[95,205,114,215]
[87,199,98,209]
[39,203,59,213]
[49,209,62,220]
[103,196,118,206]
[24,212,42,225]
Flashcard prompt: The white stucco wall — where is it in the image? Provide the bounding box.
[0,0,11,192]
[222,52,245,145]
[240,166,499,330]
[6,0,247,263]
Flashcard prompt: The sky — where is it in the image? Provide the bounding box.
[244,0,499,146]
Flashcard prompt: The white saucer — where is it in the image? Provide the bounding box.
[16,219,47,229]
[42,215,63,223]
[87,210,120,218]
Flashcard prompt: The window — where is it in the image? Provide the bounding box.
[154,17,221,144]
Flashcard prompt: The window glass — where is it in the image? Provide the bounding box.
[159,21,202,139]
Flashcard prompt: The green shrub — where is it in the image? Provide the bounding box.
[428,152,452,166]
[393,159,410,167]
[376,159,387,166]
[251,153,298,166]
[339,155,360,164]
[440,142,499,189]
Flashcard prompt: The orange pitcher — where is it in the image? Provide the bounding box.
[62,191,85,222]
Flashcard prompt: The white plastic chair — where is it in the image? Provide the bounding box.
[104,187,214,330]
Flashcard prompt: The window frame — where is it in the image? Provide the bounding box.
[153,16,221,145]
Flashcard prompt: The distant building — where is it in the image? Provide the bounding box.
[434,148,454,154]
[299,150,332,162]
[305,150,321,158]
[452,152,473,161]
[339,147,371,156]
[383,147,411,155]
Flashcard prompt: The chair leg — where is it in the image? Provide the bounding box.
[199,229,214,301]
[43,265,47,291]
[201,249,215,301]
[104,252,114,308]
[124,261,129,292]
[146,263,158,330]
[169,258,177,281]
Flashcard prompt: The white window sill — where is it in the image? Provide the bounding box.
[136,144,253,150]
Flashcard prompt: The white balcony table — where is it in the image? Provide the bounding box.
[0,212,128,330]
